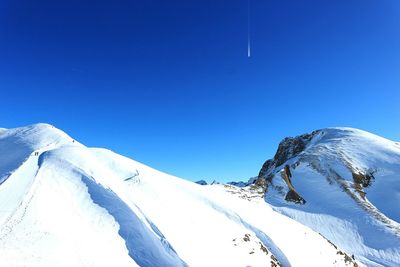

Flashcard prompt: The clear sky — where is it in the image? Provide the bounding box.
[1,0,399,182]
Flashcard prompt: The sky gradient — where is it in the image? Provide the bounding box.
[1,0,399,182]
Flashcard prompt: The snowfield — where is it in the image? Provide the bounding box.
[0,124,395,266]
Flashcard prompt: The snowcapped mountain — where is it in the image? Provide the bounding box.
[0,123,359,267]
[256,127,400,266]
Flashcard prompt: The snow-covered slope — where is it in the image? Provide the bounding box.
[256,127,400,266]
[0,124,358,267]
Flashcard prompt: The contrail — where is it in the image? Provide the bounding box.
[247,0,251,58]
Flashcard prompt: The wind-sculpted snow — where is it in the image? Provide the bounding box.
[0,123,78,185]
[80,174,187,267]
[0,124,363,266]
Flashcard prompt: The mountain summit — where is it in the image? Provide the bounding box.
[255,127,400,266]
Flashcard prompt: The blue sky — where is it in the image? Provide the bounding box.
[1,0,399,182]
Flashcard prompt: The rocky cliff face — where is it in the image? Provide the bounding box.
[258,130,321,180]
[255,130,322,202]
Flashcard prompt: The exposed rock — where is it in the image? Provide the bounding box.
[270,254,282,267]
[195,180,208,186]
[351,171,375,188]
[259,242,268,255]
[258,130,321,180]
[231,233,281,265]
[319,233,359,267]
[254,176,268,190]
[285,189,306,204]
[336,251,359,267]
[274,137,304,167]
[255,130,321,201]
[258,159,273,179]
[255,130,320,204]
[223,183,265,201]
[243,234,250,242]
[273,130,320,168]
[280,165,306,204]
[284,165,292,178]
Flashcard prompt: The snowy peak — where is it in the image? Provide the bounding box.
[0,123,82,182]
[256,127,400,266]
[0,123,78,152]
[0,123,79,184]
[258,127,400,184]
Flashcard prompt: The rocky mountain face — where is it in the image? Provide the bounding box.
[258,130,321,180]
[254,130,322,204]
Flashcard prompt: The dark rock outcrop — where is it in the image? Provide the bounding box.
[195,180,208,185]
[254,175,269,191]
[280,165,306,204]
[255,130,321,198]
[352,171,375,188]
[285,189,306,204]
[258,130,321,180]
[258,159,273,180]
